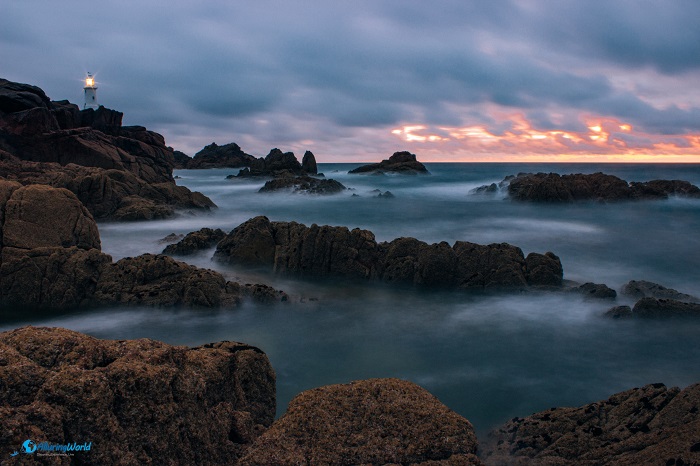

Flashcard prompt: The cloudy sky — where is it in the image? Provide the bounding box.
[3,0,700,162]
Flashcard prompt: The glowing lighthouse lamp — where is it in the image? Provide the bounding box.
[83,73,99,109]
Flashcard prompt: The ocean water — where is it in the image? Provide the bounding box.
[4,163,700,436]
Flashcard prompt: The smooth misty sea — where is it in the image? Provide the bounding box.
[5,162,700,436]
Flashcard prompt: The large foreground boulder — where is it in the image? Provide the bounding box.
[214,216,563,290]
[240,378,480,465]
[481,382,700,465]
[349,151,430,175]
[0,326,275,465]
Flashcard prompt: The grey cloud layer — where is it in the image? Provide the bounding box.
[2,0,699,154]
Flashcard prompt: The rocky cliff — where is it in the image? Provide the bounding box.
[0,78,215,220]
[214,216,563,290]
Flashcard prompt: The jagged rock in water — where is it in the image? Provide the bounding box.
[239,378,481,465]
[214,216,563,290]
[162,227,226,255]
[504,172,700,202]
[187,142,256,169]
[301,150,318,175]
[0,326,276,465]
[349,151,430,175]
[482,382,700,465]
[233,148,319,178]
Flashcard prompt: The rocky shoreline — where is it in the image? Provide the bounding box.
[2,78,700,464]
[2,326,698,465]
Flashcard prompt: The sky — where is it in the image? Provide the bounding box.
[2,0,700,162]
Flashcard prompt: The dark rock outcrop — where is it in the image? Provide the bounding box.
[621,280,699,303]
[186,142,256,169]
[301,150,318,175]
[349,151,430,175]
[0,150,215,220]
[604,305,633,319]
[631,297,700,318]
[162,227,226,256]
[258,175,346,195]
[569,282,617,299]
[0,78,215,220]
[240,378,481,465]
[214,216,563,290]
[171,149,192,169]
[232,148,318,178]
[503,172,700,202]
[0,181,284,312]
[482,382,700,465]
[0,326,275,465]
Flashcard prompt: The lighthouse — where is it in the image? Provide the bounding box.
[83,73,98,109]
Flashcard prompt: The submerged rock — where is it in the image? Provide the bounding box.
[569,282,617,299]
[214,216,563,290]
[349,151,430,175]
[631,297,700,318]
[240,378,480,465]
[258,175,346,194]
[0,326,275,465]
[621,280,700,303]
[482,382,700,465]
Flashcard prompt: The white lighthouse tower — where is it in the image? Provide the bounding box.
[83,73,98,109]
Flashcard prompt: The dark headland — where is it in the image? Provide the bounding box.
[2,78,700,464]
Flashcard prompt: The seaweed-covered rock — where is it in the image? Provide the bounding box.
[482,383,700,465]
[240,378,480,465]
[0,326,275,465]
